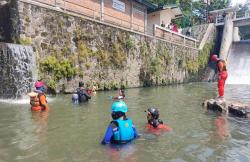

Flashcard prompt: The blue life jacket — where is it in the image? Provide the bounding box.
[113,118,134,143]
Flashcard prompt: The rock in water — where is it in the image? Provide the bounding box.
[228,103,250,118]
[203,98,228,113]
[203,99,250,118]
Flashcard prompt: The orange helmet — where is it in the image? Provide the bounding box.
[211,54,218,61]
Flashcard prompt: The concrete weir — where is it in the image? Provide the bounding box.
[203,99,250,118]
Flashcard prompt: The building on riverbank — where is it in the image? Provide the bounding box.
[26,0,157,33]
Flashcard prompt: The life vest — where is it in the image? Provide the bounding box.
[112,119,134,143]
[147,123,172,131]
[217,59,227,72]
[28,91,48,111]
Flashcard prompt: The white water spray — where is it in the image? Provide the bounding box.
[226,41,250,84]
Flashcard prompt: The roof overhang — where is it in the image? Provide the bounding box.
[148,4,183,16]
[134,0,157,11]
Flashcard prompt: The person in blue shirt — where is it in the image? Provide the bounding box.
[101,100,139,144]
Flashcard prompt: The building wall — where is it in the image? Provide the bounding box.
[104,0,131,28]
[147,11,160,34]
[132,2,146,32]
[26,0,146,32]
[160,9,175,26]
[147,9,175,34]
[63,0,101,18]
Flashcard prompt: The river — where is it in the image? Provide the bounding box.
[0,83,250,162]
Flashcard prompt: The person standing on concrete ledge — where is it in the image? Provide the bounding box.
[211,54,228,99]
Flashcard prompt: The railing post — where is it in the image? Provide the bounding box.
[153,24,155,36]
[101,0,104,21]
[64,0,66,11]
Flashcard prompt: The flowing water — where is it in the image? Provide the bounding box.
[227,41,250,85]
[0,43,36,99]
[1,83,250,162]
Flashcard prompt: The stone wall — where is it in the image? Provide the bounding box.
[9,0,204,93]
[0,3,12,42]
[182,24,209,42]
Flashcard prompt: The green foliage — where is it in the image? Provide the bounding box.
[198,42,214,69]
[125,39,135,50]
[150,58,163,77]
[85,62,91,69]
[111,43,127,68]
[40,55,77,80]
[150,0,229,26]
[185,42,214,74]
[77,41,92,62]
[186,56,198,73]
[47,79,57,91]
[19,36,32,45]
[95,49,110,67]
[140,44,148,57]
[40,47,78,91]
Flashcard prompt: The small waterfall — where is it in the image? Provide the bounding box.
[227,41,250,84]
[0,43,36,99]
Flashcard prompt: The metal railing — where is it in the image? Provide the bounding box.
[214,10,250,25]
[20,0,198,48]
[154,25,198,48]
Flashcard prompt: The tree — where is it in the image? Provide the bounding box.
[149,0,230,26]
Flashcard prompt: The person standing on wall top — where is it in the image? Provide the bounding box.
[76,81,91,103]
[161,21,166,28]
[28,80,49,111]
[211,54,228,99]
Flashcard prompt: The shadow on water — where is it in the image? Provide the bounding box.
[0,83,250,161]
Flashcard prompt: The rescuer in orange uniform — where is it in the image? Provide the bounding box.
[211,54,228,99]
[29,80,49,111]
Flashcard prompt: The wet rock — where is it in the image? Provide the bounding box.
[203,99,250,118]
[228,103,250,118]
[203,99,228,113]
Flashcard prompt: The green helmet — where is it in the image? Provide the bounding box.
[111,100,128,113]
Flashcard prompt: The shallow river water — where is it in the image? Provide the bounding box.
[1,83,250,162]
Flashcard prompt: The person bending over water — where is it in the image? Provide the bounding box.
[28,80,49,112]
[102,100,139,144]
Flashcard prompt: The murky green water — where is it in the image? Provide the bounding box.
[1,83,250,162]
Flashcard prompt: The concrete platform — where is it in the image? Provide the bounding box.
[203,99,250,118]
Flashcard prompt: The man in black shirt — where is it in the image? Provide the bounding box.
[76,81,91,103]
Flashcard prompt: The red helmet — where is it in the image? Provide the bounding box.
[35,80,44,88]
[211,54,218,61]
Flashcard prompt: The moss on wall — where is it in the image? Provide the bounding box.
[12,1,210,93]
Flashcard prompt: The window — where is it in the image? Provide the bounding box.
[133,5,144,15]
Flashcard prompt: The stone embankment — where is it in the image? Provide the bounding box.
[0,0,215,94]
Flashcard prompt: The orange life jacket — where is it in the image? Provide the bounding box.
[28,92,48,111]
[147,123,172,132]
